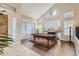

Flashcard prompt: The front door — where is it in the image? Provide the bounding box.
[0,14,8,34]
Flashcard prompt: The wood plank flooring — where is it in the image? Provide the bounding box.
[21,38,76,56]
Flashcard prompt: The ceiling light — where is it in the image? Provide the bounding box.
[52,11,57,16]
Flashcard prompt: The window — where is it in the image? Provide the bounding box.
[64,20,73,36]
[64,11,74,17]
[43,20,61,31]
[22,22,33,35]
[13,17,16,39]
[48,20,60,30]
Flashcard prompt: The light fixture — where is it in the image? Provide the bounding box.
[52,11,57,16]
[48,11,57,16]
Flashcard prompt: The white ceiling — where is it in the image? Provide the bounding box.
[20,3,54,19]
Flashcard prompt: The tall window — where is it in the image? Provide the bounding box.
[64,11,74,36]
[64,20,73,36]
[22,22,33,35]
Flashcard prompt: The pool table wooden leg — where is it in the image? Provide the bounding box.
[34,36,36,43]
[47,40,50,47]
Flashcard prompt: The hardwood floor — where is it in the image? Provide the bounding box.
[21,38,76,56]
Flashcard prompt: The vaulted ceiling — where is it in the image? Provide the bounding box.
[20,3,54,19]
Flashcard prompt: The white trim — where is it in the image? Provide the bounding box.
[74,36,79,56]
[0,4,16,12]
